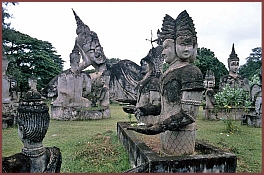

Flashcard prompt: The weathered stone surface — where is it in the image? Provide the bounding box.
[51,106,110,120]
[134,45,163,124]
[127,10,204,156]
[219,44,250,92]
[118,122,237,173]
[204,70,217,119]
[2,48,19,128]
[2,80,62,173]
[109,59,143,102]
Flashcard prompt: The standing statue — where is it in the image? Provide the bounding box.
[219,43,250,92]
[2,77,62,173]
[204,70,217,119]
[128,10,204,156]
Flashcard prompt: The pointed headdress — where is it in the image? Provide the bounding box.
[227,43,239,68]
[160,10,197,46]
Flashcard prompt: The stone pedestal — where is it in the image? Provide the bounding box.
[51,106,111,120]
[242,114,262,128]
[209,107,249,120]
[117,122,237,173]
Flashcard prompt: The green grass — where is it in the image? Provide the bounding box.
[2,104,262,173]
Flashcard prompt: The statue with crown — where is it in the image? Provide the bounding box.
[219,43,250,92]
[204,70,217,119]
[127,10,204,156]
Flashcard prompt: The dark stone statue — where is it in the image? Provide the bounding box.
[2,78,62,173]
[134,45,163,124]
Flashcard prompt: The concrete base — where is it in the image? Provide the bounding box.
[242,114,262,128]
[51,106,111,120]
[117,122,237,173]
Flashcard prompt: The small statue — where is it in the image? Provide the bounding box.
[128,10,204,156]
[2,77,62,173]
[204,70,217,119]
[219,44,250,92]
[98,70,111,108]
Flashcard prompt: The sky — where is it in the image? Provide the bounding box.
[5,2,262,71]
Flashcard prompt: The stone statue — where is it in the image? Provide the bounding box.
[204,70,217,119]
[219,43,250,92]
[2,47,11,104]
[2,77,62,173]
[72,8,107,73]
[52,45,92,108]
[128,10,204,156]
[134,45,163,124]
[109,59,142,103]
[2,47,19,128]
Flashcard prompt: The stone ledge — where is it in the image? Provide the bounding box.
[51,106,111,120]
[117,122,237,173]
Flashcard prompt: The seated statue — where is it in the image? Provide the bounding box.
[2,77,62,173]
[52,44,92,108]
[219,44,250,92]
[128,11,204,156]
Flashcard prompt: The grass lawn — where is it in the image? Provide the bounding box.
[2,103,262,173]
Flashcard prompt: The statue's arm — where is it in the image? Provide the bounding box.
[75,41,92,72]
[83,74,91,96]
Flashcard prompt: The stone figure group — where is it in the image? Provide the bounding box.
[47,9,111,120]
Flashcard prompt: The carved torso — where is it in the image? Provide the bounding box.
[219,74,250,92]
[159,64,204,121]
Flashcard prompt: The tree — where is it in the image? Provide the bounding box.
[2,3,64,94]
[238,47,262,80]
[194,47,228,89]
[2,2,18,29]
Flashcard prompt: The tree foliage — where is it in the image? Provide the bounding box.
[194,47,228,89]
[238,47,262,80]
[2,2,18,29]
[3,28,64,93]
[2,3,64,94]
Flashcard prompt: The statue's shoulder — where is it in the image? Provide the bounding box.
[2,153,31,173]
[44,147,62,173]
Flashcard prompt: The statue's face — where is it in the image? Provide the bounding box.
[162,39,176,64]
[70,54,80,69]
[229,61,239,73]
[208,80,215,88]
[94,46,106,64]
[175,36,194,61]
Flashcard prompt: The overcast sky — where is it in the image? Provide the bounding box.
[6,2,262,70]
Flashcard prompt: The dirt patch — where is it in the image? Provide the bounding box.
[137,133,163,155]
